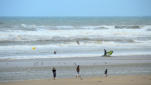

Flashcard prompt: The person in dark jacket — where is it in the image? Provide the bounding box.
[104,49,107,56]
[104,68,108,77]
[76,65,82,79]
[54,51,56,54]
[52,67,56,80]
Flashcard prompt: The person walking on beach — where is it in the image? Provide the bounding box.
[76,65,82,79]
[52,67,56,80]
[104,68,108,77]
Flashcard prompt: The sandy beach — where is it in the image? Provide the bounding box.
[0,0,151,84]
[0,16,151,83]
[0,75,151,85]
[0,55,151,82]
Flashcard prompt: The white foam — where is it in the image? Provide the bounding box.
[0,25,151,43]
[0,25,151,59]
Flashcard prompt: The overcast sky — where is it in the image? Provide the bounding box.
[0,0,151,16]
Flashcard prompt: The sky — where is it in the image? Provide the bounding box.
[0,0,151,16]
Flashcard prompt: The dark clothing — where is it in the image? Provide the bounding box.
[104,49,107,56]
[76,65,80,74]
[76,65,82,80]
[76,41,80,45]
[53,71,56,78]
[52,67,56,79]
[104,69,108,74]
[54,51,56,54]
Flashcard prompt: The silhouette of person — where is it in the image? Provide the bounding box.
[54,51,56,54]
[104,68,108,77]
[104,49,107,56]
[76,41,80,45]
[52,67,56,80]
[76,65,82,79]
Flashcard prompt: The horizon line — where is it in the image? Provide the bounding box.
[0,16,151,17]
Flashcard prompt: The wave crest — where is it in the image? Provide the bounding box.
[115,25,140,29]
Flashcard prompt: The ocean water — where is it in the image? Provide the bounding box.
[0,17,151,82]
[0,17,151,59]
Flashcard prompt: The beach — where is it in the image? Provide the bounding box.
[0,17,151,83]
[0,0,151,84]
[0,55,151,82]
[0,75,151,85]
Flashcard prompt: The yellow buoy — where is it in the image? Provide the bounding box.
[32,47,36,50]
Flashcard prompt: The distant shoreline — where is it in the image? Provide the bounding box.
[0,54,151,60]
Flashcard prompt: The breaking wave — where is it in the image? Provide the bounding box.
[114,25,140,29]
[0,24,151,46]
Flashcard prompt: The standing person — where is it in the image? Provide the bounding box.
[104,49,107,56]
[76,41,80,45]
[104,68,108,77]
[52,67,56,80]
[54,50,56,54]
[76,65,82,79]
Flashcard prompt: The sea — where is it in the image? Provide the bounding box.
[0,16,151,59]
[0,17,151,82]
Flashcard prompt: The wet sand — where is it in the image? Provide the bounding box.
[0,75,151,85]
[0,55,151,82]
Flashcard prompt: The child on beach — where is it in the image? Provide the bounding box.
[52,67,56,80]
